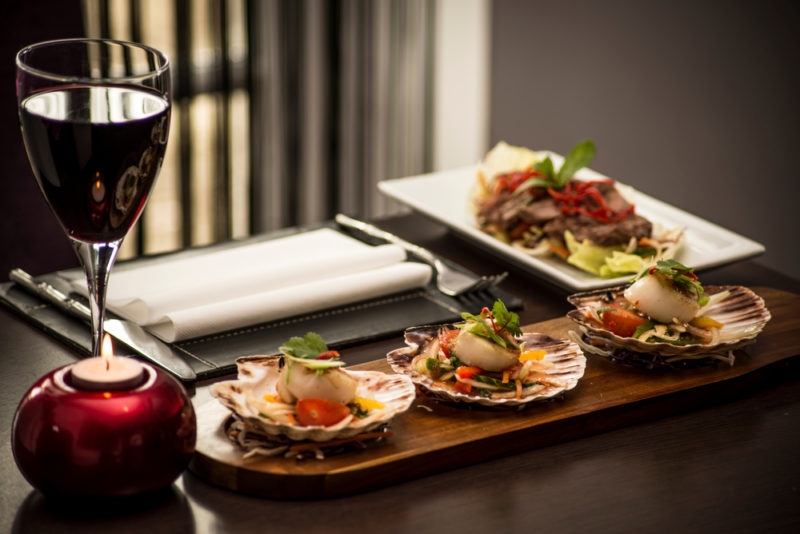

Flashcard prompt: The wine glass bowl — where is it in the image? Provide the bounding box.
[16,39,171,355]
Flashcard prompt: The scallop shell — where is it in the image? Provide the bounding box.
[386,325,586,408]
[211,356,416,442]
[566,284,771,361]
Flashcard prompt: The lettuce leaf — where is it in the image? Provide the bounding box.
[563,231,649,277]
[564,231,620,276]
[599,251,649,277]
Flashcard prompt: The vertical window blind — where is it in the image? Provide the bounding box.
[82,0,435,260]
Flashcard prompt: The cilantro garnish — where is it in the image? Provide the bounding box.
[278,332,344,372]
[514,139,596,195]
[350,403,369,419]
[459,299,521,349]
[426,357,441,377]
[279,332,328,358]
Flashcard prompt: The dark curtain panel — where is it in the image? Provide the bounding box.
[250,0,435,232]
[79,0,435,258]
[0,1,85,279]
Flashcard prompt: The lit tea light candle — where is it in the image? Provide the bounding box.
[71,334,145,391]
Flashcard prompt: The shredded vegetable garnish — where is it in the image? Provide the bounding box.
[411,300,551,400]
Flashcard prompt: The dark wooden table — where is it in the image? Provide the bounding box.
[2,213,799,533]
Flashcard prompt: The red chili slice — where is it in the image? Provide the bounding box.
[547,180,634,224]
[316,350,340,360]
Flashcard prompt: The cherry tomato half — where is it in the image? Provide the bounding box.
[438,329,460,358]
[455,366,484,380]
[601,308,648,338]
[295,398,351,427]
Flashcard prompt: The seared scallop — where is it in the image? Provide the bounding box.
[277,362,358,405]
[451,330,520,371]
[624,272,700,323]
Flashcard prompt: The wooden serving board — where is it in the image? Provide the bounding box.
[189,287,800,499]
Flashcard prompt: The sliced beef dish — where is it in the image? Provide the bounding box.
[543,212,652,247]
[477,179,651,247]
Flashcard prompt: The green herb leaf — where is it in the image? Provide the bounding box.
[632,321,654,338]
[514,140,596,196]
[555,140,595,188]
[470,374,515,390]
[279,332,329,359]
[466,316,506,347]
[534,157,555,181]
[426,357,441,376]
[278,332,344,370]
[491,299,522,337]
[635,259,706,302]
[350,403,369,419]
[460,299,520,348]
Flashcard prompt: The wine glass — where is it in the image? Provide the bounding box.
[16,38,171,356]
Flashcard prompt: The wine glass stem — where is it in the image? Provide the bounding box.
[71,239,122,356]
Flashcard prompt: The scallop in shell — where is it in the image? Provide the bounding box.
[386,325,586,408]
[211,355,416,442]
[566,284,771,367]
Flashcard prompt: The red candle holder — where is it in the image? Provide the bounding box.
[11,361,196,497]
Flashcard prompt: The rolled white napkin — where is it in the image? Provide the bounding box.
[70,228,432,342]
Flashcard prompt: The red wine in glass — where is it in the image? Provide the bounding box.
[20,85,170,243]
[16,39,171,356]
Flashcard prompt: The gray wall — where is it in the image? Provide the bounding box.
[490,0,799,279]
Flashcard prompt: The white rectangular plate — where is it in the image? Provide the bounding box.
[378,159,764,291]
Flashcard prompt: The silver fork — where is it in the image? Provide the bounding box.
[335,214,508,297]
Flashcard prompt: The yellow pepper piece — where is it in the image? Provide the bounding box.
[690,316,724,329]
[262,394,277,403]
[519,350,547,362]
[354,397,384,410]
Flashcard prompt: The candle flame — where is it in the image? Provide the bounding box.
[101,334,114,371]
[91,176,106,203]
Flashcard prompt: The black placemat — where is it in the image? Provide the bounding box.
[1,227,521,382]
